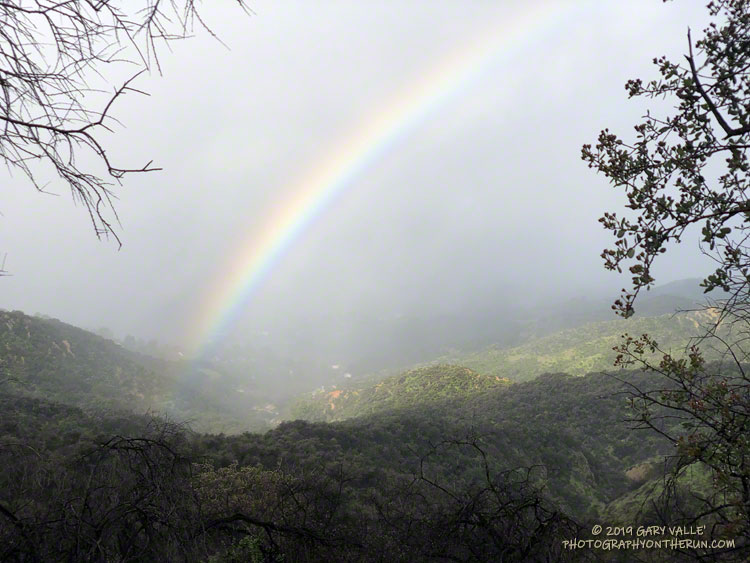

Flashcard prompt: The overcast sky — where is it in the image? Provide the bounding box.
[1,1,712,345]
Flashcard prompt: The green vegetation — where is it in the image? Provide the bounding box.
[289,364,511,422]
[0,366,670,561]
[243,370,673,521]
[0,310,271,433]
[3,294,743,561]
[437,311,723,382]
[4,0,750,558]
[1,310,739,560]
[0,310,172,411]
[582,0,750,550]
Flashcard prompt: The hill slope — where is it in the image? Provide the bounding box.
[0,310,174,410]
[289,364,511,422]
[0,310,269,432]
[211,370,676,521]
[436,310,723,382]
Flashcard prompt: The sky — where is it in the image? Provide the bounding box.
[0,0,713,350]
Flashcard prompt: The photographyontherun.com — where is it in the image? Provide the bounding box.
[562,525,735,551]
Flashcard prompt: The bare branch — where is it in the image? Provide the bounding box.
[686,29,750,139]
[0,1,248,244]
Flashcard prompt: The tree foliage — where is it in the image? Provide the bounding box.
[0,404,599,562]
[583,0,750,320]
[584,1,750,558]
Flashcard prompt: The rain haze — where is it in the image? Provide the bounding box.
[7,2,750,556]
[1,1,712,379]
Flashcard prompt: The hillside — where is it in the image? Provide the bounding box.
[0,311,731,560]
[0,311,677,523]
[288,364,512,422]
[286,310,724,425]
[0,310,269,433]
[0,310,174,410]
[0,367,678,551]
[207,370,677,522]
[0,389,157,453]
[3,374,608,561]
[436,310,723,383]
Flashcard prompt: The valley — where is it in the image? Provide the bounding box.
[0,279,736,561]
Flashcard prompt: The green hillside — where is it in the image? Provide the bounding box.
[0,389,157,454]
[601,461,714,526]
[0,310,269,433]
[1,309,739,560]
[288,364,512,422]
[209,370,676,523]
[0,312,732,560]
[437,310,722,382]
[287,311,722,425]
[0,310,174,410]
[0,368,680,561]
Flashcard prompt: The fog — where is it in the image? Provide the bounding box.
[1,1,713,381]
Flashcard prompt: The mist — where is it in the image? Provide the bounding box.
[1,1,713,389]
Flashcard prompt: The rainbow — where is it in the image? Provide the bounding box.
[188,3,577,358]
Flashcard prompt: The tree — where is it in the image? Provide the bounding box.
[583,0,750,557]
[0,1,248,246]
